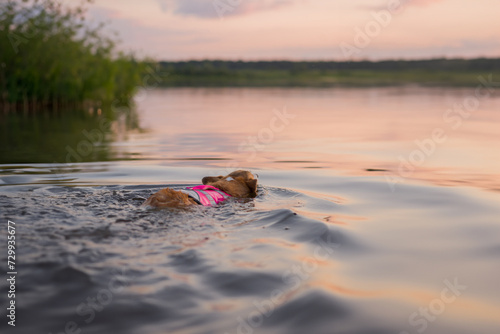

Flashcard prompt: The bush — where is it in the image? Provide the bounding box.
[0,0,148,111]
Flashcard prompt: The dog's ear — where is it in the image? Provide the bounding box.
[202,175,223,185]
[246,179,258,194]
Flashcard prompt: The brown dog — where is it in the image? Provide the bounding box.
[142,170,258,208]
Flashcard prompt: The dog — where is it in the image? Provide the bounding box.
[142,170,258,208]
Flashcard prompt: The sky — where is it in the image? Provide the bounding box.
[81,0,500,61]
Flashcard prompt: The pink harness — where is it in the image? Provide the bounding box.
[180,185,231,206]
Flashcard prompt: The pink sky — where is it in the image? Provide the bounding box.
[83,0,500,60]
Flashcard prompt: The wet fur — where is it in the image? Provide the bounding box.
[142,170,258,209]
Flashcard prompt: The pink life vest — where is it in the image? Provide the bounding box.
[180,185,231,206]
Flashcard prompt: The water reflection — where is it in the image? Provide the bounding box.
[1,87,499,191]
[0,106,140,164]
[133,87,500,190]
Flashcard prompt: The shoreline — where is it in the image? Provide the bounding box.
[157,71,500,88]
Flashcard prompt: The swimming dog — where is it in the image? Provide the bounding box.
[142,170,258,208]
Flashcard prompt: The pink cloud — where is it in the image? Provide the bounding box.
[363,0,445,11]
[233,0,295,15]
[407,0,445,7]
[157,0,298,19]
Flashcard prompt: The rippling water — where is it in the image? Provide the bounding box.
[1,87,500,334]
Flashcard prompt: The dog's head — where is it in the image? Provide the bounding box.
[202,170,258,198]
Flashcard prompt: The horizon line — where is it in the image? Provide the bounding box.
[157,56,500,63]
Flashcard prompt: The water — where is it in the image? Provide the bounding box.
[1,87,500,334]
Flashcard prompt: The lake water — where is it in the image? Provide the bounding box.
[1,87,500,334]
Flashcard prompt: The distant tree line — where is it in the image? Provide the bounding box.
[160,58,500,74]
[157,58,500,87]
[0,0,148,113]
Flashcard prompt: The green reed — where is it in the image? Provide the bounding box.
[0,0,148,113]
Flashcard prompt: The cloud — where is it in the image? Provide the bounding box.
[157,0,297,19]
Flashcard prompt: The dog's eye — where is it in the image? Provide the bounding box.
[226,177,234,181]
